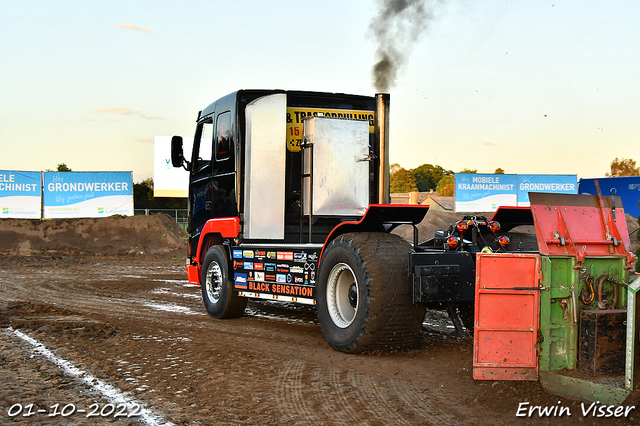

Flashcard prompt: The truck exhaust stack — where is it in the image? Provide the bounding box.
[375,93,390,204]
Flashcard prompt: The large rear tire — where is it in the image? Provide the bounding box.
[201,245,247,319]
[316,232,426,353]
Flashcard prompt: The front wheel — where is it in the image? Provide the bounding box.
[201,245,247,319]
[316,232,426,353]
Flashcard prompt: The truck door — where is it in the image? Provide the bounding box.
[210,111,237,218]
[189,118,214,235]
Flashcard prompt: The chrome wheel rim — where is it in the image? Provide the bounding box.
[205,261,223,304]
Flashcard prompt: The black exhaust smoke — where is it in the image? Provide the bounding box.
[370,0,438,92]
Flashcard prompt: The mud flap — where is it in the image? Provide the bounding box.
[187,264,200,285]
[409,251,475,304]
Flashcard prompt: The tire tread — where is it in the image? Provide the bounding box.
[318,232,425,353]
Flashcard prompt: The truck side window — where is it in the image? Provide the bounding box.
[194,119,214,171]
[215,112,232,161]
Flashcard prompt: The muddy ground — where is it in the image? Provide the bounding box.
[0,214,639,425]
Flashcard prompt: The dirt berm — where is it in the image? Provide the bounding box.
[0,214,187,257]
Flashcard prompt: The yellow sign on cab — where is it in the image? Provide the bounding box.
[286,108,374,152]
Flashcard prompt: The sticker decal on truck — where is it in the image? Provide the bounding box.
[286,107,374,152]
[233,246,318,299]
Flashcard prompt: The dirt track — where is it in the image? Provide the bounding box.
[1,216,639,425]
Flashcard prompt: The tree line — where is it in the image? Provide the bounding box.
[390,163,497,196]
[391,158,639,197]
[48,157,640,207]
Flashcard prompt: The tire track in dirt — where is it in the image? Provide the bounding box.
[310,369,351,426]
[389,378,460,425]
[347,371,412,426]
[275,360,319,424]
[1,270,200,322]
[277,362,363,425]
[327,368,362,423]
[276,361,465,425]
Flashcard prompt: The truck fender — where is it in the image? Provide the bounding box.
[189,217,240,285]
[319,204,429,261]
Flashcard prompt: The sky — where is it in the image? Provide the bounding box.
[1,0,639,183]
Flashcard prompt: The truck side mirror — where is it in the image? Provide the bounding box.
[171,135,185,168]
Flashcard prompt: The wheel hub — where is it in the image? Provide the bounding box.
[348,282,358,308]
[205,261,223,304]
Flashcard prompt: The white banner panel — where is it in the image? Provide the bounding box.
[43,172,133,219]
[153,135,192,198]
[0,171,41,218]
[455,173,517,212]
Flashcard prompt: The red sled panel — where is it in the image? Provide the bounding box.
[474,253,541,381]
[528,192,632,263]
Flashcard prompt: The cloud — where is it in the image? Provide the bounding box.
[97,107,137,115]
[82,118,120,122]
[96,107,163,121]
[135,137,154,144]
[117,24,153,33]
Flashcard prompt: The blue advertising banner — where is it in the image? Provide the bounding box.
[43,172,133,218]
[0,171,41,218]
[579,176,640,218]
[517,175,577,206]
[455,173,579,212]
[455,173,517,212]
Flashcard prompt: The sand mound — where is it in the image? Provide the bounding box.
[0,214,187,257]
